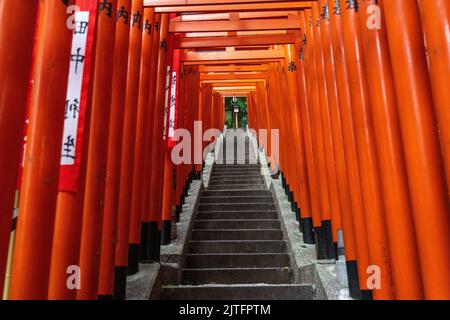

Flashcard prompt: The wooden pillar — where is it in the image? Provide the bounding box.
[147,13,170,262]
[383,0,450,300]
[128,7,156,276]
[283,44,313,238]
[292,28,318,245]
[113,0,143,300]
[73,0,118,301]
[340,0,394,300]
[161,33,177,245]
[417,0,450,190]
[140,13,161,263]
[311,4,341,259]
[9,0,74,300]
[357,0,424,300]
[97,0,131,300]
[0,0,38,296]
[303,9,332,260]
[316,0,358,291]
[327,0,370,298]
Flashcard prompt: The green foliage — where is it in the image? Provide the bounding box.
[225,97,248,128]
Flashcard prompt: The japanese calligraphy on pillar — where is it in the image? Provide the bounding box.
[162,65,171,141]
[168,71,177,139]
[58,3,97,192]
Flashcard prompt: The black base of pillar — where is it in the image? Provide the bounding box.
[175,205,181,223]
[289,191,294,205]
[139,222,149,262]
[291,201,297,217]
[127,244,140,276]
[156,230,161,260]
[299,216,304,234]
[161,220,171,245]
[285,184,290,197]
[98,295,113,300]
[180,192,185,206]
[193,171,202,180]
[322,220,337,260]
[141,222,159,263]
[302,218,315,244]
[333,242,338,260]
[361,290,374,300]
[294,202,302,222]
[346,260,362,300]
[314,227,327,260]
[281,173,286,189]
[113,266,127,300]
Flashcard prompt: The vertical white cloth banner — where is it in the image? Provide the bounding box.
[162,65,171,141]
[60,11,90,165]
[168,71,177,139]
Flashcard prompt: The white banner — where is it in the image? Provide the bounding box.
[60,11,90,165]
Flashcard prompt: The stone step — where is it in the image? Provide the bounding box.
[191,229,283,241]
[185,253,291,268]
[161,284,314,300]
[214,165,260,169]
[196,211,278,220]
[200,196,273,204]
[182,267,294,285]
[193,219,280,230]
[202,190,272,197]
[207,184,267,191]
[188,240,287,254]
[198,203,276,211]
[209,179,264,186]
[211,173,262,179]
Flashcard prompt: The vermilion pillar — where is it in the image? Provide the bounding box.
[303,9,332,260]
[147,13,170,261]
[161,33,177,245]
[47,0,102,301]
[0,0,38,296]
[357,0,423,300]
[283,44,313,242]
[340,0,394,300]
[417,0,450,189]
[327,0,370,298]
[113,0,143,300]
[383,1,450,300]
[75,0,119,301]
[317,0,358,296]
[293,28,320,245]
[9,0,74,300]
[128,7,156,276]
[311,4,341,259]
[140,13,161,263]
[98,0,131,300]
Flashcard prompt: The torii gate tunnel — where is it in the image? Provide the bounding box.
[0,0,449,302]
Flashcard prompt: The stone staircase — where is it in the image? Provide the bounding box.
[161,130,313,300]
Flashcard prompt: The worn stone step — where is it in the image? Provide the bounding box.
[188,240,287,254]
[214,165,260,169]
[161,284,314,300]
[207,184,266,191]
[209,179,264,185]
[198,203,275,211]
[185,253,291,268]
[211,173,262,179]
[196,211,278,220]
[202,190,272,197]
[182,267,293,285]
[194,219,280,230]
[200,196,273,204]
[191,229,283,241]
